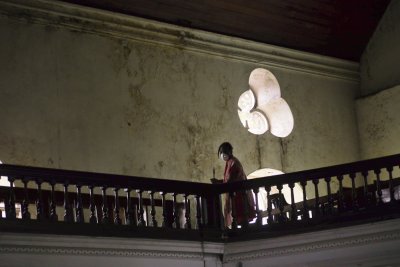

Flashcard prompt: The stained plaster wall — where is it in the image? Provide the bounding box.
[358,0,400,160]
[0,1,360,187]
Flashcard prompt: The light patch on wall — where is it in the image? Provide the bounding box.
[238,68,294,137]
[248,168,303,224]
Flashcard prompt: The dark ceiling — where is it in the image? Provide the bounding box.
[62,0,391,61]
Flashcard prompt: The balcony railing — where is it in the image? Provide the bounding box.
[1,154,400,242]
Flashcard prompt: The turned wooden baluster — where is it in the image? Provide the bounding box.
[266,186,273,224]
[361,171,370,206]
[148,191,157,227]
[22,178,31,220]
[36,179,45,221]
[349,173,358,211]
[137,189,146,226]
[161,192,170,228]
[337,175,345,212]
[241,190,249,228]
[7,176,16,219]
[324,177,333,215]
[64,182,73,222]
[184,194,191,229]
[114,188,121,225]
[76,184,84,223]
[229,191,238,229]
[101,186,110,224]
[386,166,395,203]
[288,182,297,221]
[49,180,58,222]
[300,180,309,219]
[374,169,383,205]
[88,185,98,224]
[253,188,262,227]
[312,179,320,217]
[277,184,286,223]
[125,188,135,226]
[172,193,180,229]
[195,194,202,229]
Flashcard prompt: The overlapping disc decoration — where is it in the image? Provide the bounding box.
[237,68,294,137]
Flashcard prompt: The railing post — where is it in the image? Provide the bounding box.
[184,194,191,229]
[288,182,297,221]
[161,192,170,228]
[49,180,58,222]
[101,186,110,224]
[349,173,358,211]
[149,191,158,227]
[253,187,262,227]
[266,186,273,225]
[300,180,309,220]
[386,166,395,203]
[195,194,202,229]
[229,191,237,230]
[76,184,84,223]
[312,179,320,217]
[137,189,146,226]
[64,182,73,222]
[374,169,383,205]
[125,188,136,226]
[324,177,333,215]
[114,188,121,225]
[89,185,98,224]
[22,177,31,220]
[7,176,16,219]
[337,175,345,213]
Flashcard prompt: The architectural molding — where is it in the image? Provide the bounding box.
[0,0,359,82]
[223,218,400,263]
[0,233,223,259]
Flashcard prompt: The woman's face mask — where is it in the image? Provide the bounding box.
[220,153,229,161]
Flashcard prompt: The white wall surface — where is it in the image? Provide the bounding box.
[360,0,400,96]
[0,0,360,184]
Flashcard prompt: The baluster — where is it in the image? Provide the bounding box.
[75,184,84,223]
[22,178,31,220]
[386,166,395,203]
[241,190,249,228]
[36,179,44,221]
[161,192,170,228]
[88,185,98,224]
[288,182,297,221]
[125,188,136,226]
[64,182,73,222]
[277,184,286,223]
[312,179,320,217]
[137,190,145,226]
[49,180,57,222]
[229,191,237,230]
[266,186,273,224]
[172,193,180,229]
[102,186,110,224]
[113,188,121,225]
[146,191,156,227]
[253,188,262,227]
[374,169,383,205]
[324,177,333,214]
[7,177,16,219]
[300,180,309,219]
[337,175,345,212]
[361,171,370,206]
[195,194,202,229]
[349,173,358,211]
[184,194,191,229]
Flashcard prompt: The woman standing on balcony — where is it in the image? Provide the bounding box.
[215,142,256,228]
